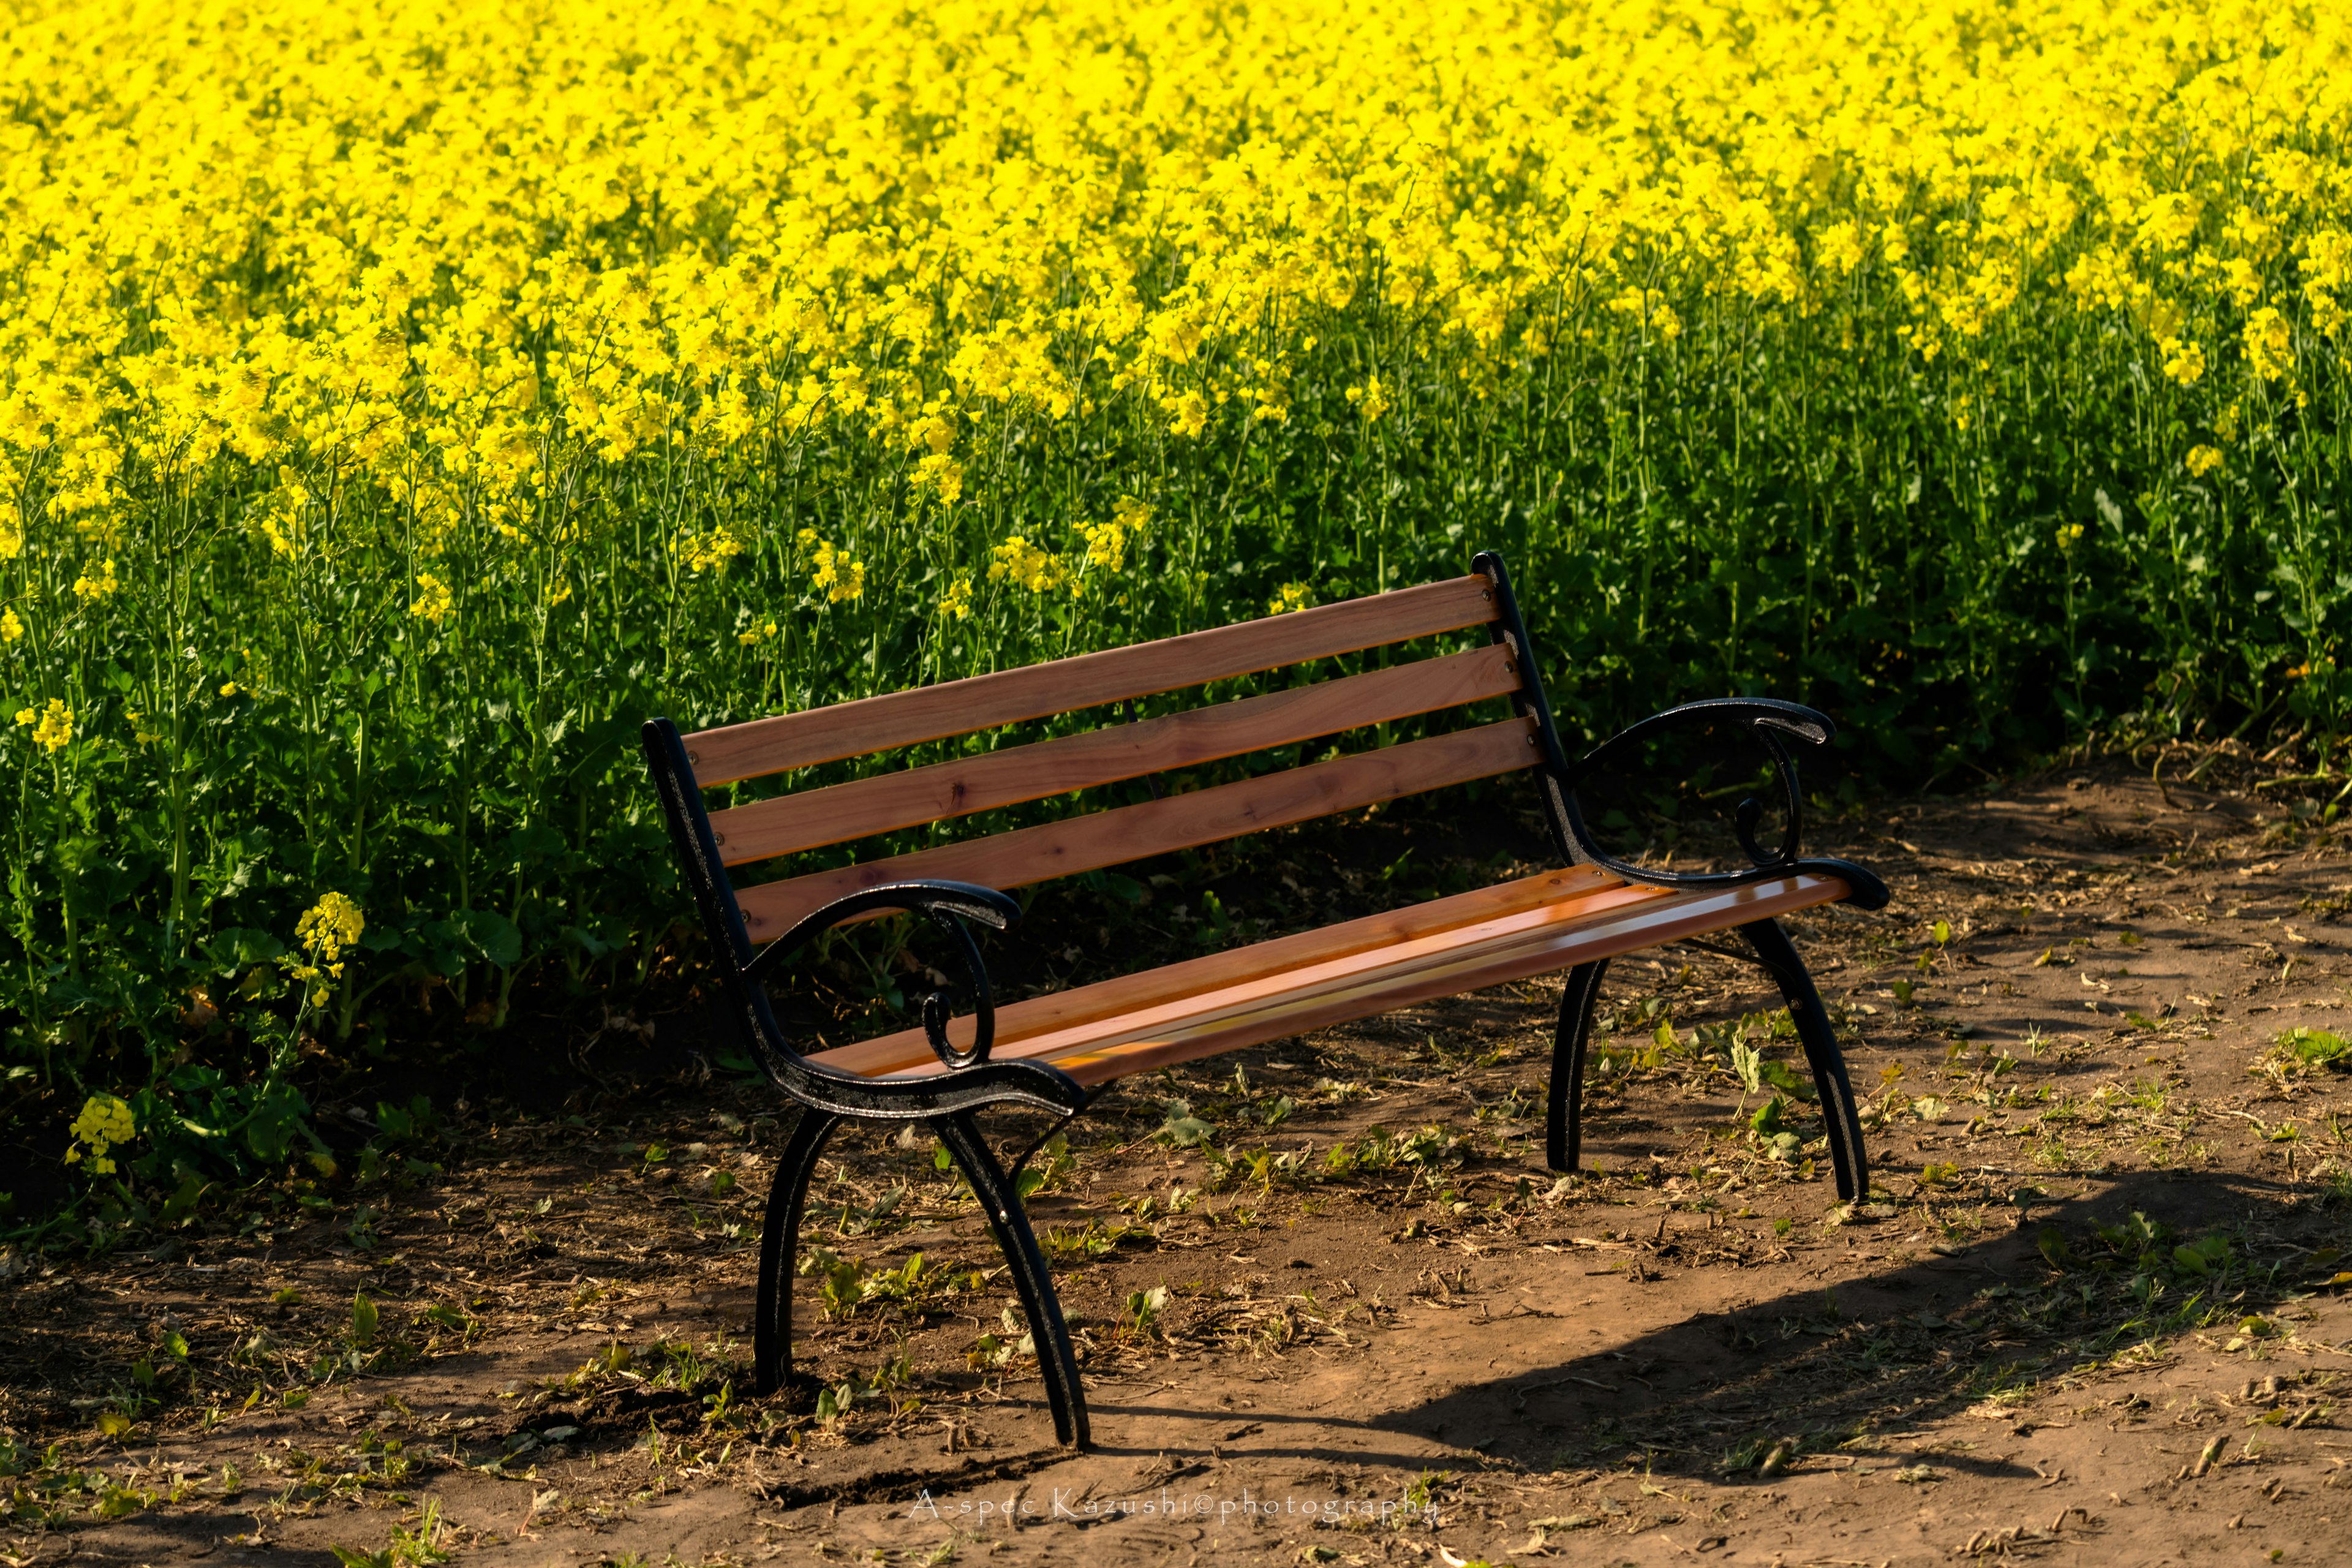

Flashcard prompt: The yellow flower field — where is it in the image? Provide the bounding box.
[1,0,2345,1178]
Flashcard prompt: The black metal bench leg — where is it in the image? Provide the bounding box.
[1741,917,1869,1202]
[1546,959,1610,1174]
[754,1105,842,1398]
[934,1111,1090,1449]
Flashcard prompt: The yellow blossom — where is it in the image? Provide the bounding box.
[938,575,974,622]
[71,558,118,603]
[2160,337,2206,386]
[987,535,1065,594]
[412,573,454,623]
[2242,309,2293,381]
[684,527,747,575]
[1269,582,1313,614]
[1,608,22,643]
[796,529,865,602]
[2185,445,2223,476]
[1077,499,1147,578]
[17,698,71,753]
[66,1092,137,1176]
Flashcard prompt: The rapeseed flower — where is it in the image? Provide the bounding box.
[66,1093,135,1175]
[16,699,70,753]
[413,574,454,624]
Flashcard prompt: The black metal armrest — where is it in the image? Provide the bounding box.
[743,880,1021,1069]
[1558,699,1888,911]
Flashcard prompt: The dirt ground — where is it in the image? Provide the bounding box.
[6,755,2351,1568]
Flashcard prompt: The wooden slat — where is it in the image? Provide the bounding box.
[810,865,1625,1077]
[1044,873,1849,1086]
[733,716,1540,939]
[823,873,1850,1088]
[707,643,1524,866]
[683,575,1502,785]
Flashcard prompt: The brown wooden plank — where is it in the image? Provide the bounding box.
[733,716,1539,939]
[830,873,1850,1088]
[706,643,1524,866]
[808,864,1624,1077]
[682,575,1502,785]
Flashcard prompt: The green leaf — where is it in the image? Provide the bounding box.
[351,1291,379,1347]
[2036,1226,2072,1269]
[1156,1099,1215,1148]
[457,908,523,968]
[1730,1041,1764,1097]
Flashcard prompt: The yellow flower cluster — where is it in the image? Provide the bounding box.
[66,1092,137,1175]
[0,0,2324,574]
[797,530,865,603]
[989,537,1067,595]
[71,558,118,603]
[412,573,454,624]
[937,575,974,623]
[14,698,70,753]
[297,891,366,967]
[684,528,747,576]
[287,891,366,1003]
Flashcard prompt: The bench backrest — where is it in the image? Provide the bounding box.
[658,551,1577,950]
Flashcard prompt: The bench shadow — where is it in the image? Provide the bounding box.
[1088,1166,2318,1477]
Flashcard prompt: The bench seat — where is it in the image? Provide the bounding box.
[812,867,1852,1089]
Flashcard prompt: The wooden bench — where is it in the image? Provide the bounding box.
[641,551,1887,1449]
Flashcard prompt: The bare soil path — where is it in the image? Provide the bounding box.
[6,758,2351,1567]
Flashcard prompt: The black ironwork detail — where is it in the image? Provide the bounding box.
[1740,916,1870,1200]
[640,715,1096,1447]
[1547,958,1610,1174]
[1549,695,1891,910]
[1472,550,1580,867]
[934,1111,1091,1447]
[753,1104,842,1398]
[640,718,1085,1124]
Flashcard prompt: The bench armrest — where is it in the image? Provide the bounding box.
[744,880,1021,1070]
[1558,699,1888,910]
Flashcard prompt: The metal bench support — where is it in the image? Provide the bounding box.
[1543,919,1871,1200]
[752,1103,1090,1447]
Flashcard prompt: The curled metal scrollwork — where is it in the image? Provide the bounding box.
[743,879,1017,1071]
[1555,699,1888,910]
[918,906,995,1069]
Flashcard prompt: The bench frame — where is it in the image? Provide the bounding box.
[642,551,1887,1449]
